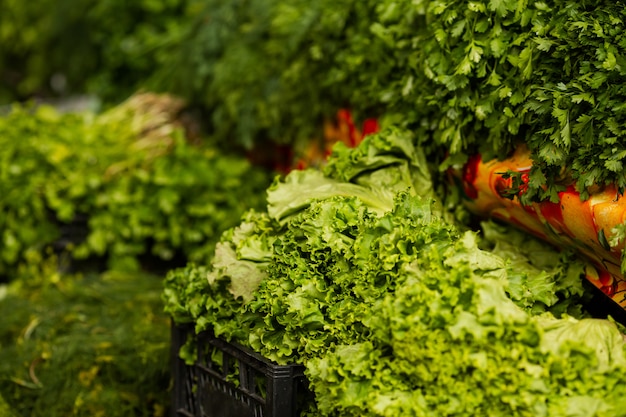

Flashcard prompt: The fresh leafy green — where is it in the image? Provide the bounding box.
[163,126,615,416]
[479,220,589,317]
[307,265,626,417]
[266,170,394,222]
[154,0,626,198]
[248,193,457,363]
[0,94,273,279]
[167,185,610,414]
[323,127,433,198]
[0,260,170,417]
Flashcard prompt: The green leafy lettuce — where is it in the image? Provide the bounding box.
[163,126,621,415]
[307,259,626,416]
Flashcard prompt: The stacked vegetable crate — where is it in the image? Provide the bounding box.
[170,325,310,417]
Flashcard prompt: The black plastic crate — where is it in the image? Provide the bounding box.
[170,324,311,417]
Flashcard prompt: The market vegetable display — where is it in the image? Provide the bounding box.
[3,0,626,415]
[4,0,626,195]
[0,92,273,279]
[164,127,626,416]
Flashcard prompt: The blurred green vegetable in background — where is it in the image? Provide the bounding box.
[0,92,273,280]
[0,257,170,417]
[0,0,190,104]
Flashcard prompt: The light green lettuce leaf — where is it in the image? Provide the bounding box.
[538,315,626,370]
[479,220,589,315]
[324,126,432,198]
[267,169,395,222]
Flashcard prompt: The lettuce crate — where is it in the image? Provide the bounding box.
[170,324,312,417]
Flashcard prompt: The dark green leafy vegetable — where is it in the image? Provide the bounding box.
[405,0,626,202]
[0,260,170,417]
[155,0,626,198]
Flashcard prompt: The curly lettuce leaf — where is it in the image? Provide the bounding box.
[267,169,395,222]
[479,220,589,316]
[538,315,626,370]
[268,126,434,224]
[324,126,432,197]
[307,250,626,417]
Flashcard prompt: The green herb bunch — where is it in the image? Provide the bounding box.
[156,0,626,198]
[403,0,626,202]
[0,260,171,417]
[0,93,273,279]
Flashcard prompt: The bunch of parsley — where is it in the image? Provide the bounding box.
[160,0,626,199]
[400,0,626,202]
